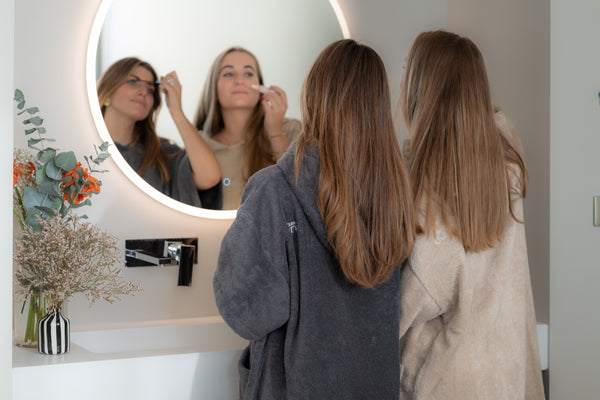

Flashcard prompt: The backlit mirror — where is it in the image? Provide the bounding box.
[87,0,345,218]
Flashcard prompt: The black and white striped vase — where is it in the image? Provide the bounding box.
[37,308,70,355]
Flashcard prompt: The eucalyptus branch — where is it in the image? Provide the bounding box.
[13,89,112,231]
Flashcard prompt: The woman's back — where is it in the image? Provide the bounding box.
[215,147,402,398]
[398,30,545,399]
[399,169,543,399]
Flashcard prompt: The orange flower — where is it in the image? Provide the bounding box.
[13,158,35,187]
[62,162,101,204]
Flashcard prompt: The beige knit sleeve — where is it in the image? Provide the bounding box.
[283,118,302,143]
[399,264,442,338]
[494,107,524,154]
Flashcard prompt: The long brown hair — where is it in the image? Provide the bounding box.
[193,47,274,181]
[401,30,527,251]
[296,39,415,288]
[97,57,172,183]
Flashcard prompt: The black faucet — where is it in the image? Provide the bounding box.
[168,243,195,287]
[125,239,196,286]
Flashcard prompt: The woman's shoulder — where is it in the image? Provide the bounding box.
[413,222,464,261]
[158,137,182,154]
[236,164,291,224]
[283,118,302,141]
[245,163,287,196]
[494,107,524,153]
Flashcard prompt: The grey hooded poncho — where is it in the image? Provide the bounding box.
[214,144,401,399]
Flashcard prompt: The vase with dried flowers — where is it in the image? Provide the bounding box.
[12,89,141,353]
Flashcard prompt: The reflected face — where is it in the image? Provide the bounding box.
[106,66,156,123]
[216,51,261,111]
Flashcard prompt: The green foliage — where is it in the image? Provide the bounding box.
[13,89,112,231]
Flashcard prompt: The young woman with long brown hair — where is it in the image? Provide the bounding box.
[194,47,301,210]
[398,30,545,399]
[213,39,414,398]
[98,57,220,207]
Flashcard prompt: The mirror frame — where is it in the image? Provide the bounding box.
[86,0,349,219]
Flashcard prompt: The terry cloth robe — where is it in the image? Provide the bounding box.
[116,138,205,207]
[214,144,402,400]
[398,167,545,399]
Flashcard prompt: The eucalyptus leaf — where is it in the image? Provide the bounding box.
[14,89,24,102]
[25,128,37,135]
[38,148,57,164]
[96,153,111,161]
[35,205,62,219]
[35,165,47,185]
[55,151,77,171]
[24,116,43,126]
[37,127,47,134]
[37,181,62,197]
[99,142,110,152]
[24,187,62,212]
[62,186,76,202]
[75,166,85,179]
[22,186,48,210]
[72,199,92,208]
[45,159,63,181]
[25,107,39,114]
[28,138,42,146]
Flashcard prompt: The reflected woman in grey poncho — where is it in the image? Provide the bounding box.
[98,57,221,207]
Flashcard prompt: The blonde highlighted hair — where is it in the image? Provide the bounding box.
[97,57,173,183]
[193,47,273,182]
[296,39,415,288]
[401,30,527,251]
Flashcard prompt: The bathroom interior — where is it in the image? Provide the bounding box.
[1,0,598,399]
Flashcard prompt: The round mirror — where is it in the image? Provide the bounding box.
[87,0,346,218]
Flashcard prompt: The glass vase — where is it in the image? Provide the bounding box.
[15,289,48,348]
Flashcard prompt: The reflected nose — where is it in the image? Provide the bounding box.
[234,73,245,85]
[139,86,152,96]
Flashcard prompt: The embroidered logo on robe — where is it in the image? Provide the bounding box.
[434,228,447,244]
[287,221,297,233]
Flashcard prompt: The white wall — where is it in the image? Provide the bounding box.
[550,0,600,397]
[336,0,447,139]
[2,1,14,398]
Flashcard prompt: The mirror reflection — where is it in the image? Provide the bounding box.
[93,0,343,211]
[98,58,222,208]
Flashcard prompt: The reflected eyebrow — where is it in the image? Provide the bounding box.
[128,74,155,85]
[219,65,256,72]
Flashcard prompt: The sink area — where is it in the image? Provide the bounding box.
[13,316,248,400]
[70,316,245,354]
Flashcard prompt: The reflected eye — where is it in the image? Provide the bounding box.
[222,72,234,78]
[244,71,254,78]
[126,78,155,95]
